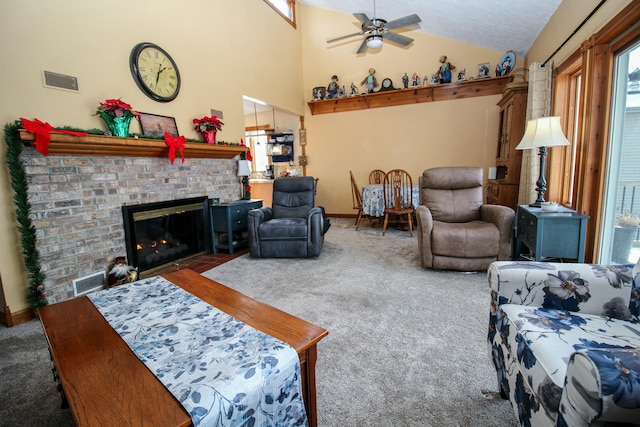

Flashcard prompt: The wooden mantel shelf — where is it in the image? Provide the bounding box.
[307,76,511,115]
[18,129,247,159]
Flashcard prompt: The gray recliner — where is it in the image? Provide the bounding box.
[415,167,514,271]
[248,176,329,258]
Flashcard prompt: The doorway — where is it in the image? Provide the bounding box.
[600,43,640,264]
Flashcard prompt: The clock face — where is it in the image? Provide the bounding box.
[130,42,181,102]
[382,78,392,88]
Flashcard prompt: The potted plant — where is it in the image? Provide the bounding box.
[612,211,640,263]
[95,98,139,137]
[193,115,224,144]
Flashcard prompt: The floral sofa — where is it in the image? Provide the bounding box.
[487,260,640,426]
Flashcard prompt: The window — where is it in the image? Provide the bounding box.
[548,2,640,262]
[550,57,582,208]
[263,0,296,27]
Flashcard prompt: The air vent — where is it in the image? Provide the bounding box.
[73,271,105,297]
[210,108,224,119]
[42,70,79,92]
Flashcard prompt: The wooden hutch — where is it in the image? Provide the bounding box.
[486,84,528,211]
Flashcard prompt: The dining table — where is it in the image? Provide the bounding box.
[361,183,420,217]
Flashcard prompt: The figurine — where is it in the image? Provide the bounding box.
[326,75,339,99]
[457,68,467,82]
[336,85,345,98]
[360,67,378,93]
[313,86,325,100]
[478,64,490,78]
[411,72,421,87]
[423,75,429,86]
[107,256,138,287]
[350,82,359,96]
[437,55,456,83]
[430,74,440,85]
[402,73,409,89]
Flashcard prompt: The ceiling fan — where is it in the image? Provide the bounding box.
[326,0,421,54]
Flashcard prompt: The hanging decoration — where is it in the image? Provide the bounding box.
[20,117,87,155]
[163,132,186,164]
[4,122,48,307]
[240,138,252,199]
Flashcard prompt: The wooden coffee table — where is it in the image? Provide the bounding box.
[39,269,328,427]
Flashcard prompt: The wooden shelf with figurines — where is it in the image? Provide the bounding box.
[307,75,510,115]
[307,53,515,116]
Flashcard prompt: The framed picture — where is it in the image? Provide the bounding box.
[312,86,326,101]
[138,112,179,137]
[477,63,490,79]
[496,51,516,76]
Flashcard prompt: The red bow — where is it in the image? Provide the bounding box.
[240,138,253,161]
[20,118,87,156]
[164,132,185,164]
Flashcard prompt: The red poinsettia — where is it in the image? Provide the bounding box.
[193,115,224,132]
[96,98,139,118]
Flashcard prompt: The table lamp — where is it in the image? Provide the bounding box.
[237,159,251,200]
[515,116,570,207]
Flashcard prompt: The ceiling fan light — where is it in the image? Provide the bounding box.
[366,35,383,49]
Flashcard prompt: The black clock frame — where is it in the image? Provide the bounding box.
[377,78,398,92]
[129,42,181,102]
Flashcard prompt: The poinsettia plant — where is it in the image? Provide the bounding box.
[193,115,224,132]
[95,98,139,118]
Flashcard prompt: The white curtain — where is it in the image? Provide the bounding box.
[518,62,553,205]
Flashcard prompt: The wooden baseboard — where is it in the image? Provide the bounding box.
[0,305,36,327]
[326,213,356,218]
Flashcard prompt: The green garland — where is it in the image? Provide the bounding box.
[3,122,47,307]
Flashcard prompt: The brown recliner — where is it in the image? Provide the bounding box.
[415,167,514,271]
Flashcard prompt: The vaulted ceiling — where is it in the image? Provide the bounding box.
[299,0,562,56]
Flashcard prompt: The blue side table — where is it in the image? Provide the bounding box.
[515,204,589,262]
[210,199,262,255]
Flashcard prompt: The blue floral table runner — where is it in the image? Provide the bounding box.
[88,276,307,427]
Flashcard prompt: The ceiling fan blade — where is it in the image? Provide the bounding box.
[385,14,421,30]
[327,31,365,43]
[353,13,372,26]
[356,38,369,54]
[383,31,414,46]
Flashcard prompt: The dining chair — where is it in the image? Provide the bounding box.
[368,169,386,184]
[382,169,414,236]
[350,171,365,229]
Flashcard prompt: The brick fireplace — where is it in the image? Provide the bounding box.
[122,196,211,276]
[21,145,240,304]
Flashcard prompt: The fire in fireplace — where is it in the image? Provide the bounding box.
[122,197,211,276]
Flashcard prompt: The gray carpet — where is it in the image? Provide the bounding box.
[0,218,516,426]
[202,218,517,426]
[0,318,75,427]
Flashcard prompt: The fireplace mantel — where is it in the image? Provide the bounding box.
[18,129,247,159]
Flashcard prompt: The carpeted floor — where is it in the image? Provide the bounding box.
[202,218,517,426]
[0,218,517,426]
[0,318,75,427]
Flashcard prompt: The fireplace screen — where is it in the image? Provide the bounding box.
[122,197,211,275]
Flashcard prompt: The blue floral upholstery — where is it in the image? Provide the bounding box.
[487,260,640,426]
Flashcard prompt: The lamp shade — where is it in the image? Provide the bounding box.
[366,35,383,49]
[515,116,570,150]
[237,159,251,177]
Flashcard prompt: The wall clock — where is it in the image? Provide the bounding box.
[129,42,181,102]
